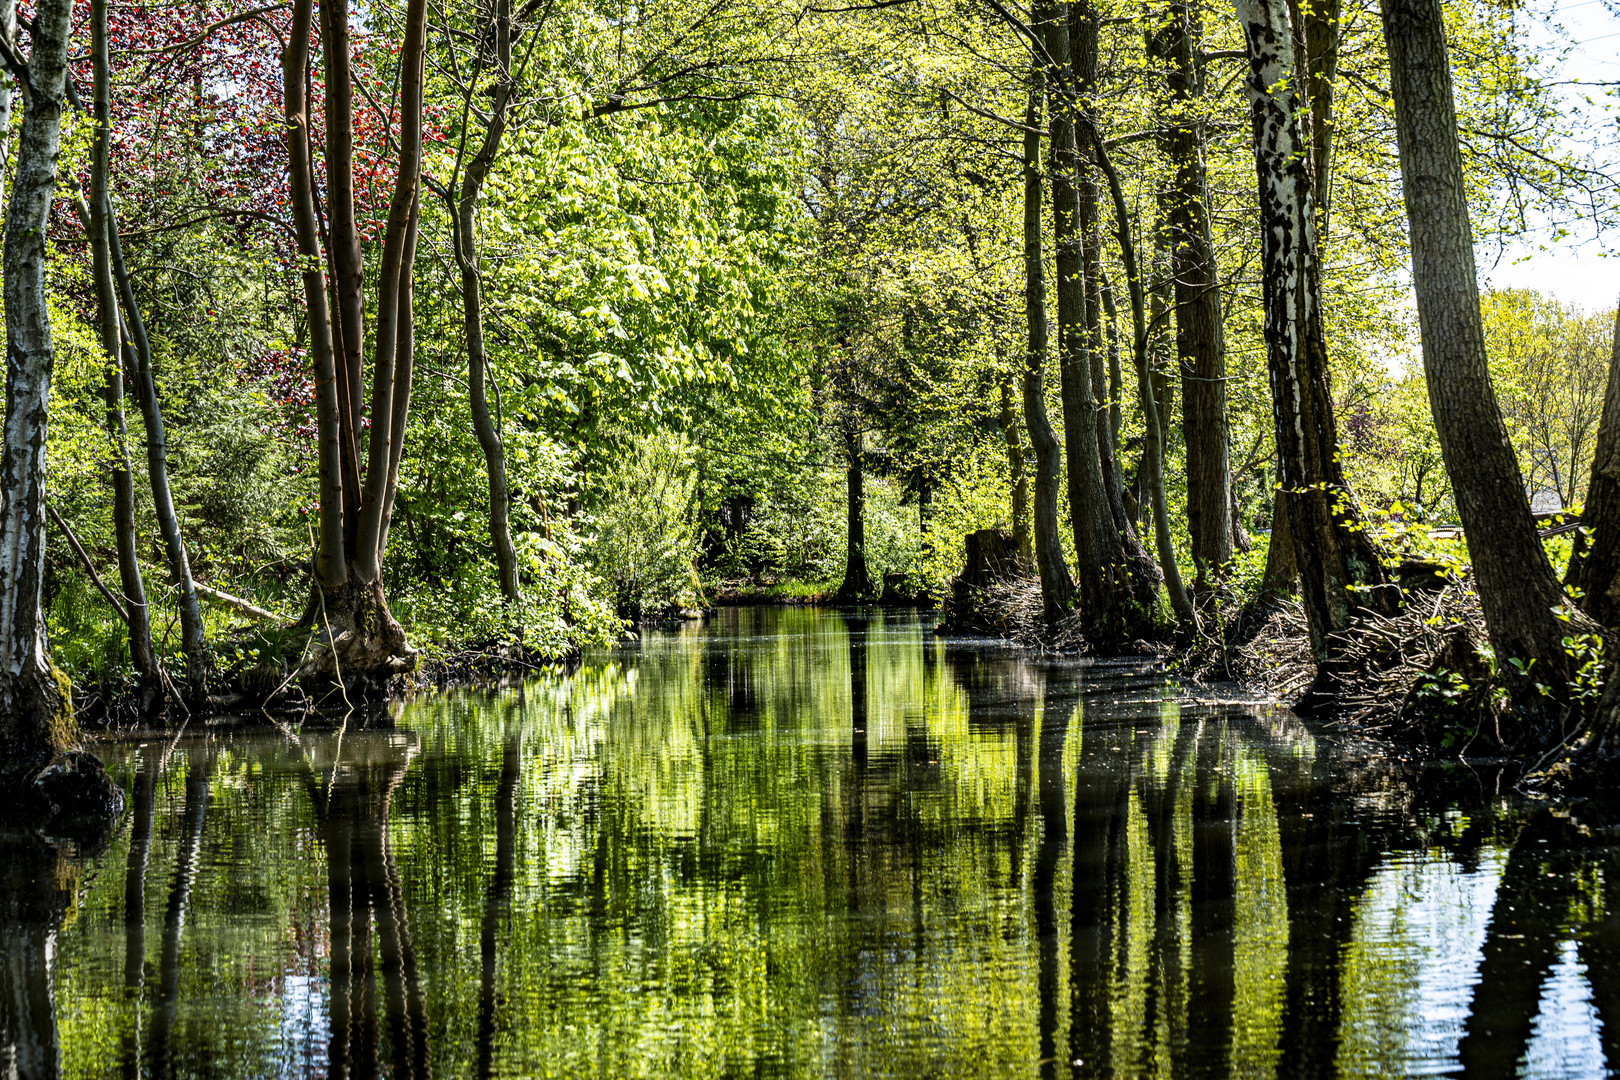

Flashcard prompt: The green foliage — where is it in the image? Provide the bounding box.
[584,434,706,619]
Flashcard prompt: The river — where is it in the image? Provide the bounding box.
[2,606,1615,1078]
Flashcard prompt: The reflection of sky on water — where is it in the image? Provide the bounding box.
[1522,941,1605,1080]
[1341,848,1607,1080]
[1340,849,1506,1077]
[275,973,328,1079]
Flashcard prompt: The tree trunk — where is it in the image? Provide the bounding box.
[1236,0,1390,660]
[836,428,877,602]
[0,0,80,764]
[108,219,209,697]
[1001,372,1033,567]
[1289,0,1343,235]
[88,0,159,709]
[1159,0,1233,592]
[281,0,345,589]
[1259,486,1297,602]
[1022,66,1076,623]
[1382,0,1580,730]
[377,212,418,561]
[353,0,427,581]
[278,0,427,691]
[453,10,523,604]
[1076,0,1162,622]
[1566,305,1620,629]
[1094,138,1198,629]
[321,0,365,551]
[1044,0,1135,636]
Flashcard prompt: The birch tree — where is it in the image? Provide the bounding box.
[1234,0,1391,669]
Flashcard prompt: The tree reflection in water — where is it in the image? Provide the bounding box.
[308,729,431,1080]
[0,830,77,1080]
[13,607,1620,1078]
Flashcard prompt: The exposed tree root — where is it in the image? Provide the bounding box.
[294,578,419,705]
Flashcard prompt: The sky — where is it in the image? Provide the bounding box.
[1477,0,1620,312]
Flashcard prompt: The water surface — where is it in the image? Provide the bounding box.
[4,607,1618,1078]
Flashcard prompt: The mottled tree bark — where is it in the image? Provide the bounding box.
[0,0,79,758]
[1383,0,1581,729]
[1022,68,1077,622]
[1236,0,1389,659]
[1566,305,1620,629]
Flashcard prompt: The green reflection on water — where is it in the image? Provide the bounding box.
[8,606,1617,1078]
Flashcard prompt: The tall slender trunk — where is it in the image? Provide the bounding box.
[1382,0,1581,730]
[1094,139,1198,629]
[1159,0,1232,591]
[1076,0,1162,620]
[454,6,523,602]
[277,0,425,691]
[107,207,207,696]
[0,0,78,754]
[1001,373,1033,566]
[1289,0,1342,235]
[837,427,876,601]
[1022,65,1076,622]
[1566,306,1620,629]
[282,0,345,589]
[321,0,365,550]
[1235,0,1389,660]
[86,210,157,704]
[353,0,427,581]
[376,212,417,561]
[1044,0,1130,634]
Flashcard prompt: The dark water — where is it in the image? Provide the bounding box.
[4,607,1618,1078]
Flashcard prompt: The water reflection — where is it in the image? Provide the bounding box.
[7,607,1620,1077]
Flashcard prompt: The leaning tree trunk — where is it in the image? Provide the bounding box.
[1161,0,1233,592]
[89,0,168,710]
[109,218,209,697]
[0,0,81,763]
[1565,305,1620,630]
[1094,138,1199,630]
[1022,66,1076,623]
[836,427,877,602]
[1236,0,1390,663]
[1258,486,1298,603]
[1382,0,1584,732]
